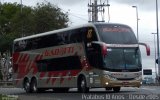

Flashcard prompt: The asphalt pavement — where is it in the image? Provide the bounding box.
[0,86,160,100]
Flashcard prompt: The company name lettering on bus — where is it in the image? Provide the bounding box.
[102,27,131,33]
[43,46,74,57]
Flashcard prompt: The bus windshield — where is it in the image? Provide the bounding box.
[95,24,138,44]
[103,47,141,72]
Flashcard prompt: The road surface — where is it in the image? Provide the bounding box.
[0,86,160,100]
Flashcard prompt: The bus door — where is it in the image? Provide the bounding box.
[85,28,103,86]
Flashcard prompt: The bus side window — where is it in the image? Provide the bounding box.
[36,56,81,72]
[36,61,47,72]
[69,29,83,43]
[38,34,63,48]
[60,31,70,44]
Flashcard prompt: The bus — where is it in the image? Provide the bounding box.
[12,23,150,93]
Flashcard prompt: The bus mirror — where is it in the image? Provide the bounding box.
[101,43,107,56]
[156,58,158,64]
[91,41,107,56]
[139,43,150,56]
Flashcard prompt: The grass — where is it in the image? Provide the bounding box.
[0,94,19,100]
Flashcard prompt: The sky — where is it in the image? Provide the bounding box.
[1,0,160,78]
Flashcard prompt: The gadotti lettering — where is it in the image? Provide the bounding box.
[43,46,74,56]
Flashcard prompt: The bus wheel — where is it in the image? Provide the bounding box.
[105,87,112,91]
[37,88,46,93]
[24,79,30,93]
[78,76,89,93]
[113,87,121,92]
[30,79,37,93]
[61,88,69,93]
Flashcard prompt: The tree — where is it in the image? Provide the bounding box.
[0,3,33,52]
[33,3,69,33]
[11,5,35,36]
[0,3,20,35]
[0,33,18,52]
[0,2,69,53]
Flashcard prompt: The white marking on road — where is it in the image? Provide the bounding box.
[141,87,156,91]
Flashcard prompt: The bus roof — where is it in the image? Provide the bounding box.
[14,23,130,42]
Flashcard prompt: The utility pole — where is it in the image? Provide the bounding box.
[155,0,160,83]
[152,33,158,83]
[88,0,109,22]
[156,0,159,57]
[132,6,139,42]
[20,0,24,37]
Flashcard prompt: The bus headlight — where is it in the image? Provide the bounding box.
[105,82,109,85]
[89,72,94,75]
[135,75,142,80]
[90,78,93,83]
[105,75,117,81]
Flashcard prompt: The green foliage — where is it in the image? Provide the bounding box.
[0,94,18,100]
[34,3,69,33]
[11,6,35,36]
[0,2,69,53]
[0,33,18,52]
[0,71,2,80]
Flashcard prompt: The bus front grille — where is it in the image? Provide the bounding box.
[117,78,135,81]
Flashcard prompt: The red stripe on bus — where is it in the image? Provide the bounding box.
[21,54,27,62]
[68,70,81,80]
[31,55,43,75]
[16,61,28,84]
[31,63,38,75]
[40,72,46,80]
[25,55,30,62]
[60,71,68,84]
[46,72,53,84]
[49,70,81,84]
[51,71,60,85]
[71,70,81,76]
[52,78,56,85]
[15,53,27,84]
[12,52,20,63]
[19,53,24,62]
[39,55,43,60]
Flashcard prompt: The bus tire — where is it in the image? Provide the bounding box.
[105,87,112,91]
[24,79,30,93]
[30,78,37,93]
[78,76,89,93]
[37,88,46,93]
[113,87,121,92]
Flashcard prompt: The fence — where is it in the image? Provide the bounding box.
[0,81,13,87]
[0,52,12,82]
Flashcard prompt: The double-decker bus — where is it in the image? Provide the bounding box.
[12,23,150,93]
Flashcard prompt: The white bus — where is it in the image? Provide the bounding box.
[12,23,150,93]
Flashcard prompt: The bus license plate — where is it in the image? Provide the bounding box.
[122,82,129,85]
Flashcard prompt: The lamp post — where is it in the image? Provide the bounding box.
[155,0,160,83]
[20,0,22,13]
[132,6,139,42]
[20,0,24,37]
[156,0,159,57]
[152,33,158,83]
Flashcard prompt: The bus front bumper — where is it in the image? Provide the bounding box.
[101,76,141,88]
